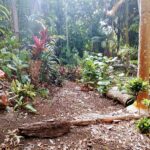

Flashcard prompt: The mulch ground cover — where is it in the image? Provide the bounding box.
[0,81,149,150]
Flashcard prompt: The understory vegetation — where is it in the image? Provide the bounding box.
[0,0,150,148]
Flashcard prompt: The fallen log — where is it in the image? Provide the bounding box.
[70,114,145,126]
[19,120,70,138]
[18,113,145,138]
[106,87,134,106]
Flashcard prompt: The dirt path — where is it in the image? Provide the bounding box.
[0,81,150,150]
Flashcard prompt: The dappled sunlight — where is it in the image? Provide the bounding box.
[0,0,149,149]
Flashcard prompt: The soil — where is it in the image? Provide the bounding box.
[0,81,150,150]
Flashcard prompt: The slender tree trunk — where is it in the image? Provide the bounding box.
[55,0,64,51]
[11,0,19,38]
[125,0,130,72]
[56,0,64,35]
[136,0,150,109]
[107,0,125,16]
[137,0,140,12]
[138,1,150,81]
[64,0,69,51]
[32,0,41,14]
[116,19,121,52]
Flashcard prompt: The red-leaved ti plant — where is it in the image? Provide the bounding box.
[30,28,49,85]
[40,28,48,43]
[32,36,45,56]
[32,28,48,59]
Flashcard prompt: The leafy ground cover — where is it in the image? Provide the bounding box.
[0,81,149,150]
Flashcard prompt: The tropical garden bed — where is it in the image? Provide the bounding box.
[0,0,150,149]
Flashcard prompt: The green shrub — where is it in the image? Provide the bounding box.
[11,80,36,113]
[143,99,150,107]
[81,55,99,86]
[40,49,63,86]
[142,99,150,113]
[11,80,36,99]
[0,35,31,82]
[136,117,150,134]
[126,78,149,97]
[81,53,116,94]
[115,73,127,91]
[7,54,29,81]
[37,88,49,98]
[59,47,81,66]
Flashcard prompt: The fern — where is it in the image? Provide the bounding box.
[0,4,10,34]
[0,4,10,20]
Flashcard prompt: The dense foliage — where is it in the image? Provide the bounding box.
[81,53,116,94]
[0,0,144,117]
[126,78,149,97]
[0,0,139,66]
[137,117,150,134]
[11,80,36,112]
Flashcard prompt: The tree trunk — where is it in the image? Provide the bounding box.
[11,0,19,38]
[56,0,64,35]
[32,0,41,14]
[137,0,140,12]
[116,19,121,52]
[107,0,125,16]
[64,0,69,52]
[136,0,150,109]
[125,0,130,73]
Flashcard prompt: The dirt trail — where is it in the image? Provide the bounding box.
[36,81,123,118]
[0,81,149,150]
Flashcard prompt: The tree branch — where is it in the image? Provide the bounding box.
[107,0,125,16]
